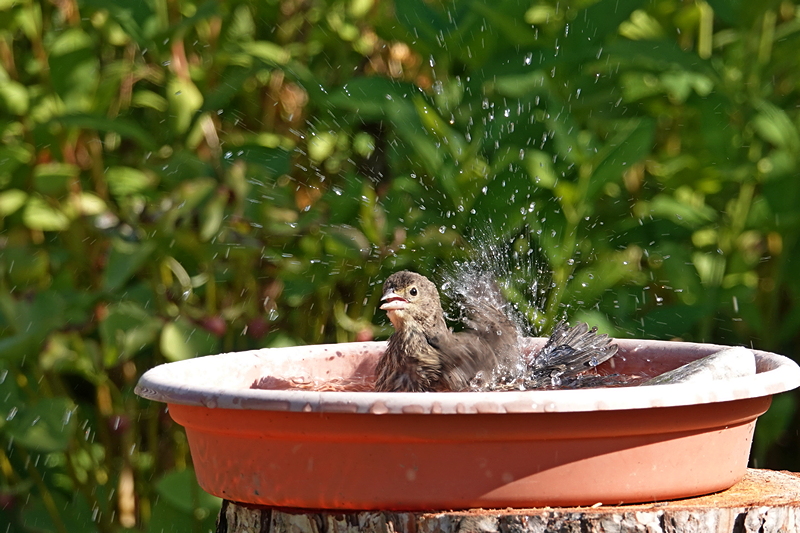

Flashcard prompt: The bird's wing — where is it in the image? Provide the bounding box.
[526,321,618,387]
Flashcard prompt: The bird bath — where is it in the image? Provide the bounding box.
[135,338,800,510]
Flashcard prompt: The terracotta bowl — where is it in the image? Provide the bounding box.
[135,338,800,510]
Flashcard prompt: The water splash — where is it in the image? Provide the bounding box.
[439,227,551,338]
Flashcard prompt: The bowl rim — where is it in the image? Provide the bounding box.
[134,338,800,415]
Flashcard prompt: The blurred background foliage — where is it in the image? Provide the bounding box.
[1,0,799,530]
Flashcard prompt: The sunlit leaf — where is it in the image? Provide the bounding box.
[71,192,108,216]
[0,79,29,115]
[646,193,717,228]
[23,196,70,231]
[241,41,290,65]
[0,189,28,217]
[106,166,156,197]
[132,89,169,111]
[160,318,218,362]
[752,101,800,153]
[168,76,204,134]
[199,191,227,242]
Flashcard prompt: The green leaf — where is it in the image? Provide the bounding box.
[99,301,161,363]
[148,469,220,533]
[323,225,371,261]
[0,79,29,115]
[604,39,715,75]
[328,78,419,120]
[20,490,94,533]
[524,150,558,189]
[155,469,221,514]
[33,162,79,195]
[395,0,450,53]
[588,118,655,200]
[131,89,169,111]
[562,0,649,61]
[168,76,204,134]
[23,196,71,231]
[229,145,291,177]
[199,191,227,242]
[241,41,290,65]
[102,239,157,292]
[0,361,22,431]
[48,28,99,108]
[752,101,800,153]
[471,2,538,46]
[0,144,33,188]
[753,392,796,466]
[640,304,710,339]
[53,113,156,149]
[160,318,218,361]
[5,397,76,453]
[106,166,156,198]
[0,331,41,363]
[705,0,744,25]
[0,189,28,217]
[646,193,717,228]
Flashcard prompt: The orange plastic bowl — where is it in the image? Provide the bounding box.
[135,339,800,510]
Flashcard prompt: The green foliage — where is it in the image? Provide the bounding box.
[1,0,800,530]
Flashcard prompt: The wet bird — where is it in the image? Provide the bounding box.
[374,270,618,392]
[375,270,518,392]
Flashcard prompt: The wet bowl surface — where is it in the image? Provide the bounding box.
[135,338,800,510]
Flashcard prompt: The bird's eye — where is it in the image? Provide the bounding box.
[409,287,418,296]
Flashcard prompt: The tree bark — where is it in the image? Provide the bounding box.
[216,469,800,533]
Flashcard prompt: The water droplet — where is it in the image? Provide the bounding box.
[6,407,17,421]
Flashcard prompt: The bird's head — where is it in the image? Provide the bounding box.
[380,271,444,330]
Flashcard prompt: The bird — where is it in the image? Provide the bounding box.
[374,270,519,392]
[374,270,618,392]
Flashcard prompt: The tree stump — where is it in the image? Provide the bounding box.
[216,469,800,533]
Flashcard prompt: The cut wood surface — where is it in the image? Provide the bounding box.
[216,469,800,533]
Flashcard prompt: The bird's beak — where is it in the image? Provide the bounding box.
[380,290,408,311]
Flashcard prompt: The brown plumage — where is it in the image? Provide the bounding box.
[375,270,620,392]
[374,270,519,392]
